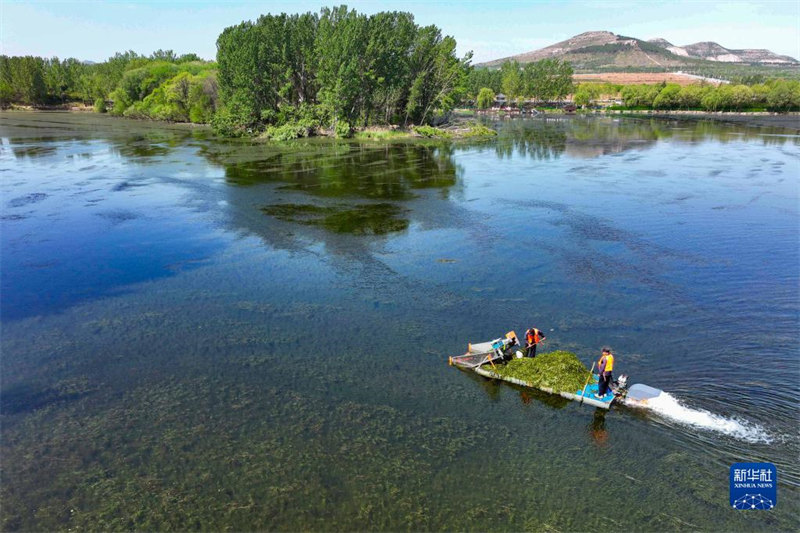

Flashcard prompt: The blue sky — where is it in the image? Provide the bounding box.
[2,1,798,63]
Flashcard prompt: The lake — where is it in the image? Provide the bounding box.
[1,111,798,531]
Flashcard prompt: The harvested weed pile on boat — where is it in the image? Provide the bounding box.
[487,351,592,393]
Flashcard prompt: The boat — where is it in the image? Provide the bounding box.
[447,331,523,369]
[449,333,660,410]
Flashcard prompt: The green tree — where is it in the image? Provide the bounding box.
[652,84,681,109]
[573,86,592,108]
[215,20,269,134]
[364,10,416,124]
[11,56,47,105]
[405,25,470,125]
[466,67,501,100]
[150,49,178,62]
[214,6,472,134]
[676,84,708,109]
[524,58,574,102]
[315,6,369,129]
[750,84,770,106]
[729,85,754,110]
[766,80,800,111]
[476,87,495,109]
[621,84,660,108]
[177,53,202,63]
[701,86,733,111]
[501,60,523,106]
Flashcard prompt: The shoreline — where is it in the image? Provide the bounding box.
[471,108,800,131]
[4,106,798,134]
[586,109,800,131]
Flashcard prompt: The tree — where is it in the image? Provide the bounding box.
[466,67,501,100]
[621,84,660,108]
[404,26,471,125]
[652,83,681,109]
[476,87,494,109]
[315,6,369,129]
[150,49,178,62]
[215,20,269,133]
[676,84,708,109]
[573,86,591,108]
[177,53,202,63]
[766,80,800,111]
[525,59,573,103]
[729,85,754,110]
[500,60,523,106]
[9,56,47,105]
[214,6,473,134]
[364,10,416,124]
[701,86,733,111]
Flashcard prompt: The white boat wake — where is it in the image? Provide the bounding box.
[624,391,772,444]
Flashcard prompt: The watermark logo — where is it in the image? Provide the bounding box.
[730,462,776,510]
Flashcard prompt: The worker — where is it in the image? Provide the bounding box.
[596,348,615,398]
[524,327,546,358]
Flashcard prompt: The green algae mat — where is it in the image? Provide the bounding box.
[487,351,592,393]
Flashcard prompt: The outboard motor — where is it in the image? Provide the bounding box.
[611,374,629,395]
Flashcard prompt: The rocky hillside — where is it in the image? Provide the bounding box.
[478,31,798,69]
[648,38,798,64]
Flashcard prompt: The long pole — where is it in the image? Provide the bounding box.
[580,362,596,403]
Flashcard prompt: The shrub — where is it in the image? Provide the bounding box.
[334,120,353,139]
[211,107,246,136]
[265,121,315,141]
[353,129,411,140]
[93,98,107,113]
[462,123,497,137]
[412,125,452,138]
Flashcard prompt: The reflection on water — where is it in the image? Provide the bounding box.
[262,203,410,235]
[485,115,800,160]
[1,112,798,531]
[588,409,608,447]
[212,142,461,199]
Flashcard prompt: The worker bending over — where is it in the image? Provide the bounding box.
[525,327,546,358]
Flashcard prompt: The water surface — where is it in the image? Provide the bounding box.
[1,111,798,531]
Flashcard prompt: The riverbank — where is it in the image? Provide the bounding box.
[590,109,800,131]
[468,107,800,131]
[353,122,497,141]
[4,106,796,136]
[2,102,94,112]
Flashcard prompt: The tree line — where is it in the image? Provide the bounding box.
[213,6,471,137]
[0,51,217,122]
[3,5,798,136]
[574,79,800,112]
[466,59,575,109]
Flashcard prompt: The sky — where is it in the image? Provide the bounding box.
[1,0,798,63]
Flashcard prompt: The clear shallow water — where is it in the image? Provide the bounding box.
[1,111,798,531]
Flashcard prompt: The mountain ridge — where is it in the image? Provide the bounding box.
[477,31,798,69]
